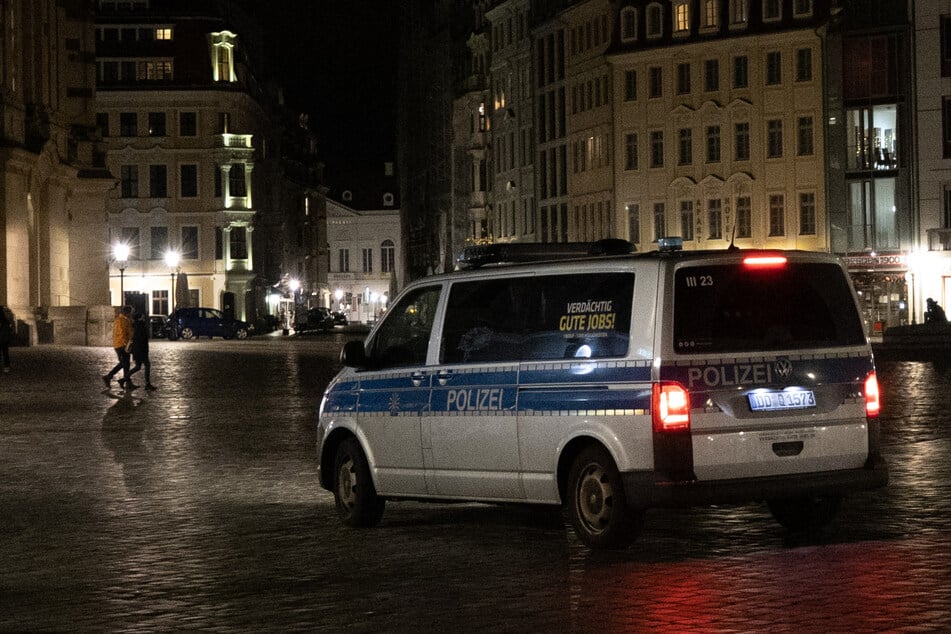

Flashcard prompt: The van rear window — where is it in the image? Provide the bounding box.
[440,273,634,363]
[673,262,866,353]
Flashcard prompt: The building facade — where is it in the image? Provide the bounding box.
[95,0,283,324]
[1,0,114,343]
[611,1,829,254]
[325,163,402,324]
[912,1,951,321]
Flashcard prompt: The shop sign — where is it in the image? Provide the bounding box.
[842,253,906,272]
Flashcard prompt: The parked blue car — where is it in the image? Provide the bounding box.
[168,307,254,340]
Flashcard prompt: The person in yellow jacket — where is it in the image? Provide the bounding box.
[102,305,137,390]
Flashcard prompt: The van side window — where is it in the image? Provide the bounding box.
[440,273,634,363]
[366,285,441,368]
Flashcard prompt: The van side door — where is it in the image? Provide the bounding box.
[357,285,443,495]
[428,277,522,499]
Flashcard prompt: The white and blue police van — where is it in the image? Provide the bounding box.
[316,239,888,549]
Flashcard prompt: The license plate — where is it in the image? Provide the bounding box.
[748,389,816,412]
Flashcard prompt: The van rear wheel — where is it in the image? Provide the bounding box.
[566,445,642,549]
[767,496,841,531]
[333,438,385,527]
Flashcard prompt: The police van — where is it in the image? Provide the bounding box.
[316,239,888,549]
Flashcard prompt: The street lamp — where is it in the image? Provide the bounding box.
[112,243,129,306]
[165,250,180,314]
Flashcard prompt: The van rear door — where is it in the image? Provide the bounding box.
[660,253,875,481]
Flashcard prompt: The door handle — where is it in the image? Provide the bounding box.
[436,370,453,386]
[410,371,427,387]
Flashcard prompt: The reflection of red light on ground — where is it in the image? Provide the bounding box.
[564,536,946,631]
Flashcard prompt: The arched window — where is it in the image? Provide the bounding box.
[342,190,353,202]
[381,239,396,274]
[620,7,638,42]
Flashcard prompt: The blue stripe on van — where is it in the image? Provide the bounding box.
[517,387,652,414]
[661,353,872,390]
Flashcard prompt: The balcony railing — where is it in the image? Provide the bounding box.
[216,133,253,149]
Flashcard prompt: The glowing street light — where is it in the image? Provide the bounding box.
[113,243,130,305]
[165,250,180,313]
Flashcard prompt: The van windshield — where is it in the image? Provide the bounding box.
[673,261,866,353]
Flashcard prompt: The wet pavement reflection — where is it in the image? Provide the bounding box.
[0,341,948,631]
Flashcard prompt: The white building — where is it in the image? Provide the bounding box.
[913,2,951,316]
[326,167,402,324]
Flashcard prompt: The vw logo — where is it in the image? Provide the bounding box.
[774,357,793,378]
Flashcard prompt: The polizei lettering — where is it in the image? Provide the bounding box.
[446,388,505,412]
[687,363,773,388]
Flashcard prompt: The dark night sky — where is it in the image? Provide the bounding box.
[252,1,399,163]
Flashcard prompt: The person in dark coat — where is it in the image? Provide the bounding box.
[127,311,156,390]
[925,298,947,324]
[0,305,13,373]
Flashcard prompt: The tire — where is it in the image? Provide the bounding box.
[767,496,841,531]
[333,438,385,527]
[566,445,642,549]
[235,328,249,340]
[180,326,195,340]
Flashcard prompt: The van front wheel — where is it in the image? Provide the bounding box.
[767,496,841,531]
[333,438,385,527]
[566,445,642,549]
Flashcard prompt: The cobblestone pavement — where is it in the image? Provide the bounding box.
[0,338,949,632]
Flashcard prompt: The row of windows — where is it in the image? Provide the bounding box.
[119,163,247,199]
[116,225,248,261]
[571,74,610,114]
[98,0,149,11]
[494,128,534,173]
[569,14,609,57]
[97,26,173,42]
[572,131,612,173]
[98,59,173,83]
[536,30,566,88]
[492,11,529,52]
[573,199,614,242]
[622,48,812,102]
[336,242,397,274]
[97,111,232,138]
[620,0,814,43]
[623,115,814,170]
[625,192,817,244]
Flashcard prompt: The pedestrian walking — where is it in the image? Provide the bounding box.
[127,310,156,390]
[102,305,137,390]
[0,305,13,373]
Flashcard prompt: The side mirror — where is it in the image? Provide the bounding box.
[340,340,368,367]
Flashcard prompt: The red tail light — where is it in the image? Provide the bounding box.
[743,254,787,268]
[864,371,880,418]
[652,382,691,432]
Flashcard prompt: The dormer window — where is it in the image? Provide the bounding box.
[620,7,638,43]
[730,0,749,26]
[646,4,663,39]
[793,0,812,17]
[210,31,237,82]
[702,0,719,29]
[673,0,689,35]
